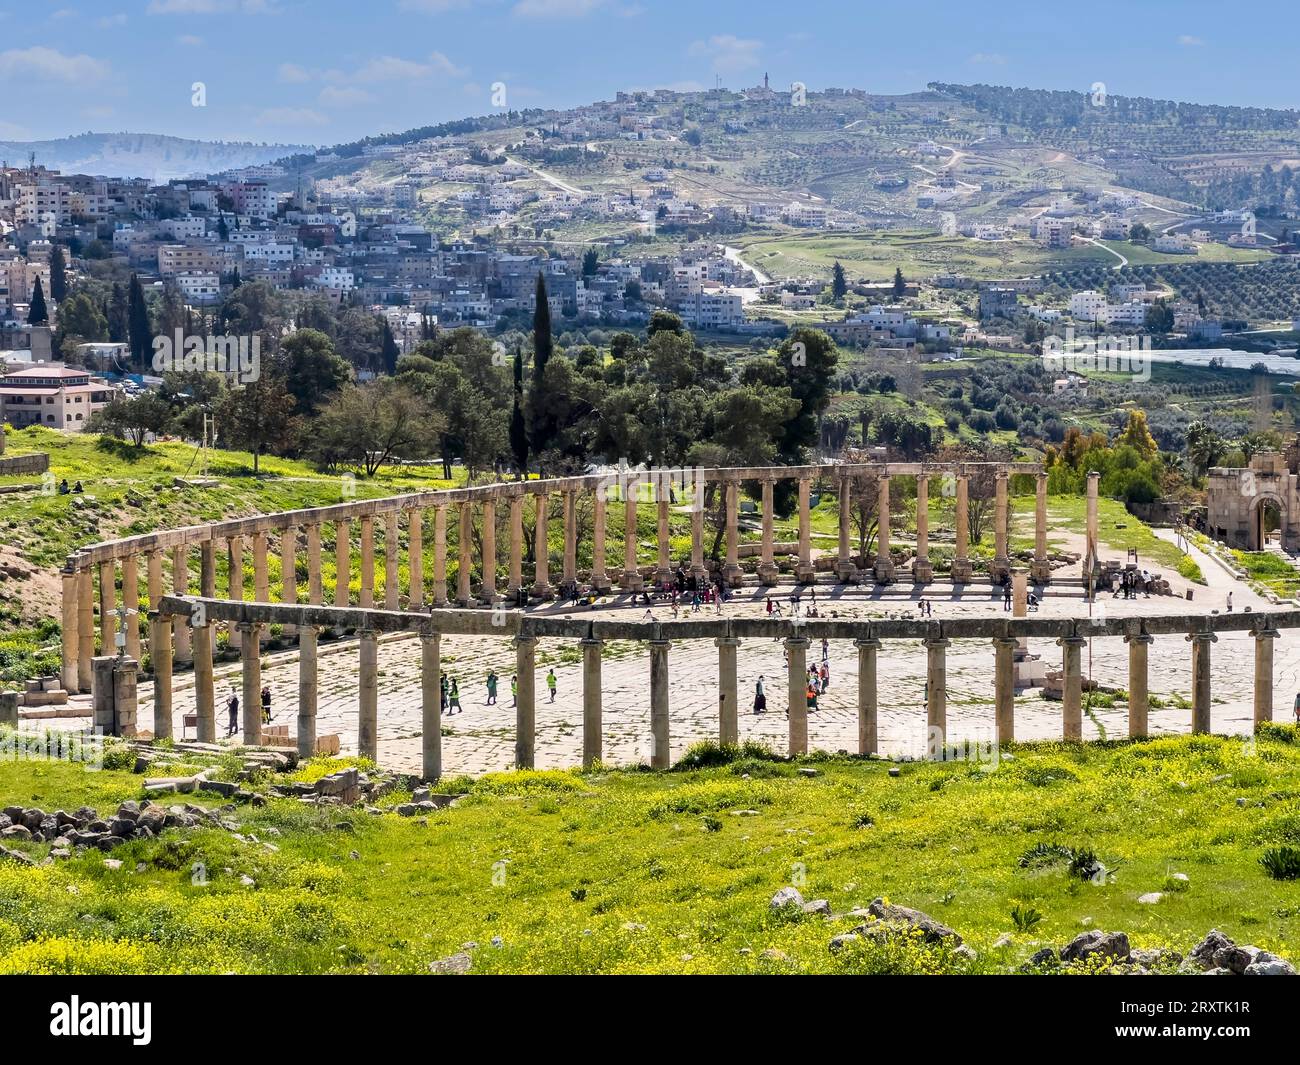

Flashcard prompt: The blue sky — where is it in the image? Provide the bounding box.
[3,0,1297,145]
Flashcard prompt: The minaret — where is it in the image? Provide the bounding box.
[764,72,769,91]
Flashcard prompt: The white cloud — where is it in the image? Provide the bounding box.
[255,106,329,127]
[353,52,467,81]
[278,62,311,83]
[513,0,604,14]
[429,51,468,77]
[688,35,762,76]
[148,0,275,13]
[177,34,203,45]
[1178,34,1205,46]
[399,0,478,10]
[50,9,77,20]
[97,13,129,26]
[0,46,110,84]
[968,52,1006,65]
[318,85,375,106]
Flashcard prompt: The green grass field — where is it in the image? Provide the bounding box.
[3,730,1300,974]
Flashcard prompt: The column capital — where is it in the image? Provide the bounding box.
[714,634,741,648]
[580,635,604,649]
[922,635,950,649]
[1253,627,1282,641]
[854,636,881,650]
[1185,630,1218,644]
[783,635,810,649]
[1057,634,1088,648]
[1124,630,1156,645]
[514,633,538,648]
[992,635,1019,649]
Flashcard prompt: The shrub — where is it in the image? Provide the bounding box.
[1260,846,1300,880]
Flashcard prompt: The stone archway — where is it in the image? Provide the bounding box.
[1251,493,1284,551]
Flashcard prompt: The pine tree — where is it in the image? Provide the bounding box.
[892,267,906,299]
[27,277,49,326]
[49,244,67,302]
[217,213,229,241]
[127,273,152,370]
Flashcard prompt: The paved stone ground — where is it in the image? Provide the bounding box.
[32,534,1294,776]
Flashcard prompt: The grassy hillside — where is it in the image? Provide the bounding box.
[2,731,1298,974]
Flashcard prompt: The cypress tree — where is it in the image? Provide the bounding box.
[127,273,152,370]
[380,318,400,375]
[528,272,555,463]
[49,244,67,302]
[510,348,529,480]
[27,277,48,325]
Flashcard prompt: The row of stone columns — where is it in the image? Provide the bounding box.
[144,606,1281,780]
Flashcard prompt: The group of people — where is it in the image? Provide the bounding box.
[764,590,822,618]
[224,684,272,737]
[1111,568,1153,600]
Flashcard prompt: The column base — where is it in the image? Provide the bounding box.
[590,574,613,593]
[1029,558,1052,584]
[950,559,973,583]
[619,571,643,592]
[723,563,744,587]
[912,559,933,583]
[990,557,1011,584]
[873,559,896,584]
[757,562,780,586]
[689,564,709,584]
[479,590,501,606]
[795,562,816,584]
[654,566,673,588]
[531,582,554,600]
[836,560,859,584]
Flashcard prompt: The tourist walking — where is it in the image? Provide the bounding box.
[1003,584,1012,611]
[486,670,498,705]
[225,690,239,737]
[448,678,462,714]
[261,685,272,725]
[440,674,449,713]
[547,668,557,703]
[753,675,766,713]
[1226,591,1234,613]
[510,674,518,708]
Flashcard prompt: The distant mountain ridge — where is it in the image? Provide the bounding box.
[0,132,314,181]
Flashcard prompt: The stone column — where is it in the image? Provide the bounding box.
[786,635,810,755]
[1031,471,1051,583]
[421,631,441,781]
[508,494,524,600]
[723,481,743,586]
[924,636,949,744]
[252,531,269,605]
[1060,635,1086,740]
[456,502,473,606]
[408,509,424,609]
[298,626,318,760]
[620,478,642,591]
[716,635,740,745]
[358,629,379,760]
[193,620,215,744]
[836,474,857,583]
[146,549,164,610]
[562,490,578,585]
[515,634,537,768]
[796,476,815,583]
[384,511,400,610]
[951,474,972,583]
[1188,630,1215,734]
[913,473,932,583]
[305,524,323,605]
[856,636,880,756]
[359,515,375,610]
[1126,631,1153,739]
[238,622,262,745]
[1254,626,1279,726]
[77,566,94,690]
[582,637,603,768]
[654,491,672,587]
[120,554,140,661]
[758,479,779,585]
[532,493,552,598]
[994,635,1017,745]
[227,536,244,601]
[280,526,298,622]
[1085,470,1100,594]
[649,638,671,768]
[481,498,499,604]
[432,506,448,607]
[150,613,173,740]
[991,469,1011,583]
[98,559,115,655]
[875,475,895,583]
[60,568,79,693]
[200,538,216,599]
[334,520,351,608]
[591,485,612,592]
[690,481,708,582]
[170,547,190,666]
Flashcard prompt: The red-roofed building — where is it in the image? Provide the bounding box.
[0,364,118,431]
